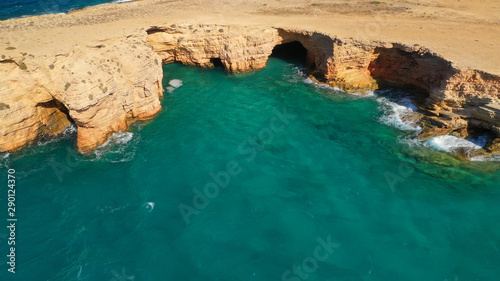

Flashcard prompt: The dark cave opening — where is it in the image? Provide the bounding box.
[367,47,452,104]
[37,99,75,124]
[271,41,308,66]
[35,99,76,143]
[210,57,225,69]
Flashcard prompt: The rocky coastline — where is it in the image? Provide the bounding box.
[1,21,499,158]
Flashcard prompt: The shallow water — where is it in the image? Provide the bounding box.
[1,58,500,281]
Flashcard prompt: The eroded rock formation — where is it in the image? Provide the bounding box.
[367,45,500,156]
[147,24,281,73]
[0,34,163,153]
[146,23,500,157]
[1,23,499,158]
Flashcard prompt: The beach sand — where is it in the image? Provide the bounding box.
[0,0,499,74]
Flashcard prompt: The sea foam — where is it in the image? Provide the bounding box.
[37,124,78,146]
[111,0,136,3]
[377,96,421,132]
[302,77,375,97]
[0,152,9,160]
[470,154,500,162]
[92,131,136,162]
[426,135,482,152]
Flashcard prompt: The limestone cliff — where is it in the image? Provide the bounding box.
[275,28,379,93]
[1,23,500,159]
[147,24,500,157]
[147,24,280,73]
[0,33,163,153]
[367,45,500,155]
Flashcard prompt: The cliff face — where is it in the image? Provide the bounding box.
[146,25,379,92]
[147,24,500,156]
[368,45,500,152]
[276,28,378,93]
[1,23,499,158]
[0,34,163,153]
[147,24,280,73]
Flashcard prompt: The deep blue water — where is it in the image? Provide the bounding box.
[1,58,500,281]
[0,0,131,21]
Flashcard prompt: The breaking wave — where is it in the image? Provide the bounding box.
[37,124,78,146]
[426,135,482,152]
[376,90,421,132]
[91,131,138,163]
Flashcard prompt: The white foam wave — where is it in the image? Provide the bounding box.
[0,152,9,169]
[362,90,376,97]
[98,132,134,148]
[287,66,307,81]
[111,0,136,3]
[377,96,421,132]
[145,202,155,212]
[303,77,315,85]
[302,77,375,97]
[470,154,500,162]
[0,152,9,160]
[91,131,136,162]
[77,265,83,280]
[169,79,183,88]
[92,0,136,8]
[36,124,77,146]
[303,77,338,91]
[426,135,482,153]
[114,132,133,145]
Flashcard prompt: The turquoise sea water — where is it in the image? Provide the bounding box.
[0,0,132,21]
[1,58,500,281]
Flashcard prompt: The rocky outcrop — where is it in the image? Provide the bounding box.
[367,45,500,156]
[147,24,281,73]
[146,25,379,92]
[0,34,163,153]
[1,22,499,158]
[276,28,378,93]
[147,24,500,157]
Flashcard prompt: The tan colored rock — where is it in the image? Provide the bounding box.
[0,33,163,153]
[147,24,280,73]
[276,28,378,92]
[2,22,500,159]
[367,44,500,144]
